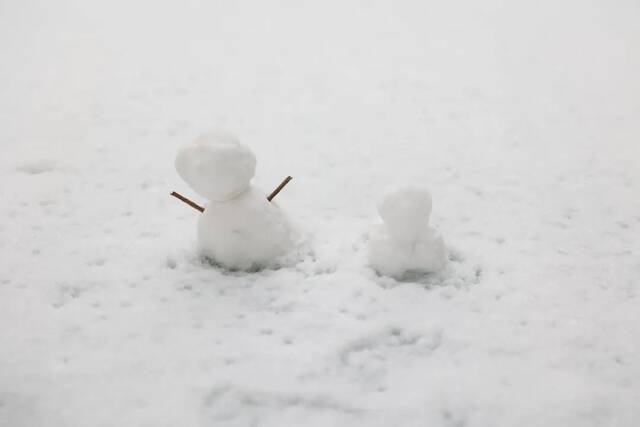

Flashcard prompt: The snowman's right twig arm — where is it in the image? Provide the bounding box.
[267,176,293,202]
[170,191,205,212]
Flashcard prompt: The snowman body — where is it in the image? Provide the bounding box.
[198,187,291,270]
[368,186,447,278]
[176,131,292,270]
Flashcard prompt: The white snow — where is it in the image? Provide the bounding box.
[369,187,447,278]
[175,132,257,202]
[198,187,293,271]
[1,0,640,426]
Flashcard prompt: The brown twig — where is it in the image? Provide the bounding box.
[170,191,204,212]
[267,176,293,202]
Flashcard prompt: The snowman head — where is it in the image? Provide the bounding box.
[377,186,433,240]
[175,131,256,202]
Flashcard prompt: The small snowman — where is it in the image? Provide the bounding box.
[368,186,447,279]
[174,131,293,270]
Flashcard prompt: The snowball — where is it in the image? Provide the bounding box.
[368,186,446,278]
[175,131,256,202]
[377,186,432,243]
[198,188,292,270]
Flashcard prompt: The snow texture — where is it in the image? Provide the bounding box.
[1,0,640,426]
[369,187,447,278]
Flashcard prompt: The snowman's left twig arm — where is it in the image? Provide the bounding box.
[170,191,205,212]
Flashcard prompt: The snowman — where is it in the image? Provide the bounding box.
[174,131,293,270]
[368,186,447,279]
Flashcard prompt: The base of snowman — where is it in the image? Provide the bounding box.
[197,187,293,271]
[373,248,481,289]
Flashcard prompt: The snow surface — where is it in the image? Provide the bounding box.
[369,186,447,278]
[1,0,640,426]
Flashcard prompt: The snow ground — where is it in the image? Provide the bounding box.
[1,0,639,426]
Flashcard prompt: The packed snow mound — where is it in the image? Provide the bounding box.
[377,186,433,242]
[175,131,256,202]
[369,186,447,278]
[198,187,292,270]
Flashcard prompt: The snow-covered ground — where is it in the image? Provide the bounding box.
[1,0,639,425]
